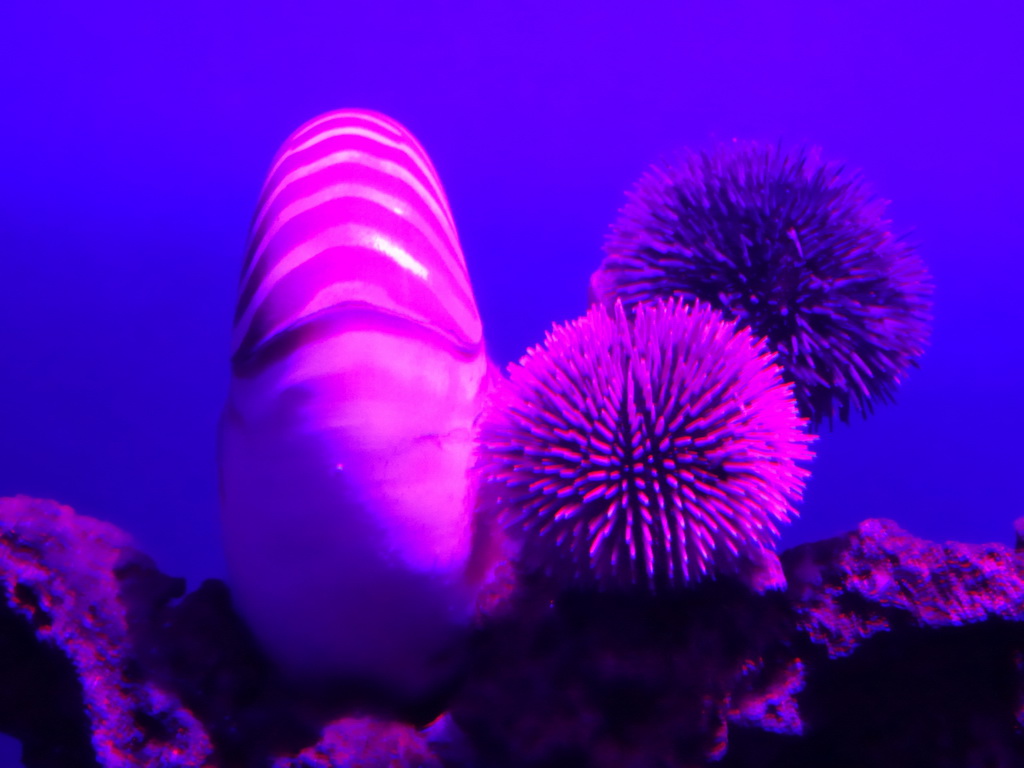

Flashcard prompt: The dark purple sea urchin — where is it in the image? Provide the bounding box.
[478,300,814,589]
[590,142,933,427]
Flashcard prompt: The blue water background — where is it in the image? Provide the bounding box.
[1,1,1021,598]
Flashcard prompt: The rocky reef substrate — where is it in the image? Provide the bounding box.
[2,495,1023,768]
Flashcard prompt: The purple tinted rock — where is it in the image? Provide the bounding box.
[5,495,1024,767]
[0,566,93,767]
[123,567,443,765]
[784,517,1024,657]
[725,657,804,737]
[270,717,441,768]
[450,518,1024,768]
[0,496,212,767]
[720,519,1024,767]
[0,495,453,767]
[450,572,797,768]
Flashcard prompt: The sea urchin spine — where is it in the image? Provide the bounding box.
[478,299,814,589]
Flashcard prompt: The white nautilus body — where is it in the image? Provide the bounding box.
[219,109,492,697]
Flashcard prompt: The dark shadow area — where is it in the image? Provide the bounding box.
[0,603,96,768]
[724,619,1024,768]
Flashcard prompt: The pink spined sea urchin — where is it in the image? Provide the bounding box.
[478,300,815,589]
[591,142,934,427]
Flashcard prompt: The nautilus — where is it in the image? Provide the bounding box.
[219,109,493,698]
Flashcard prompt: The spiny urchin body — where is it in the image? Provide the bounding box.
[477,300,814,589]
[590,142,934,427]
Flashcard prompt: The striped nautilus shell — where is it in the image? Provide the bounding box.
[219,110,493,697]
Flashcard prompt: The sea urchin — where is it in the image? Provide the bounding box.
[590,142,934,427]
[477,299,814,589]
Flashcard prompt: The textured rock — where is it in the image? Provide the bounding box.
[785,517,1024,656]
[448,519,1024,767]
[3,498,1024,767]
[744,517,1024,768]
[724,657,804,737]
[450,572,798,767]
[0,496,212,767]
[270,718,441,768]
[0,496,450,768]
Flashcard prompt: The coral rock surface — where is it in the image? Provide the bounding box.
[3,497,1024,767]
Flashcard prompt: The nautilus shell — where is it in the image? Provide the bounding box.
[219,110,491,697]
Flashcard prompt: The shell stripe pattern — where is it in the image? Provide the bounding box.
[230,109,483,375]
